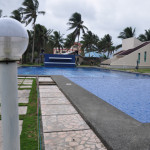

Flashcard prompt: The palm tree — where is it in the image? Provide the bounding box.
[99,34,115,58]
[22,30,33,63]
[138,29,150,42]
[52,31,64,52]
[10,9,23,22]
[81,31,99,54]
[67,12,88,51]
[118,27,136,39]
[0,9,2,18]
[64,33,75,50]
[20,0,45,63]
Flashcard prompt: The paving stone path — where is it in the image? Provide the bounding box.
[39,77,107,150]
[0,78,32,149]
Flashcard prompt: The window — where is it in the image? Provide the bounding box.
[144,51,147,62]
[138,53,140,64]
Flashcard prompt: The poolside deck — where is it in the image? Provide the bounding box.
[38,77,106,149]
[51,75,150,150]
[1,75,150,149]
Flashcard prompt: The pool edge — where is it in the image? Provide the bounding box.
[51,75,150,150]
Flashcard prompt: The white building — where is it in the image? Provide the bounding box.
[53,43,82,55]
[101,37,150,68]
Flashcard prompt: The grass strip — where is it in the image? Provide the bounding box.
[111,68,150,73]
[20,79,39,150]
[19,103,28,106]
[18,88,32,90]
[19,115,26,120]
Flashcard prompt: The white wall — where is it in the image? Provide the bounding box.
[122,37,142,50]
[111,44,150,67]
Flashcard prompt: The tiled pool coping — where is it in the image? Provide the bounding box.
[18,75,150,150]
[51,75,150,150]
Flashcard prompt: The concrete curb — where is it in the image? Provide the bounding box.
[51,75,150,150]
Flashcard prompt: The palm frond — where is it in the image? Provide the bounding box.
[38,11,45,15]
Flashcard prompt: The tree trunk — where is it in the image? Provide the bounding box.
[77,34,80,54]
[31,23,36,63]
[59,47,60,54]
[107,50,110,58]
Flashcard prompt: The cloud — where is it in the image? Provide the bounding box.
[1,0,150,45]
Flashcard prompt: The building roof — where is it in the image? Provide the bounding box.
[85,52,101,57]
[113,50,126,56]
[118,41,150,55]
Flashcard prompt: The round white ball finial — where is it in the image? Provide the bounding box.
[0,18,29,61]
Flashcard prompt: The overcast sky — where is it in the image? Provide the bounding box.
[1,0,150,45]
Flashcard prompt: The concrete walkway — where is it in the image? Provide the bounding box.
[38,77,106,150]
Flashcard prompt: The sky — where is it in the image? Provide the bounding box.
[1,0,150,46]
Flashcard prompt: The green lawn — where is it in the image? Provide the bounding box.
[20,63,43,66]
[20,79,40,150]
[112,68,150,73]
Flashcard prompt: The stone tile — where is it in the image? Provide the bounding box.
[40,92,65,98]
[23,81,33,83]
[18,106,27,115]
[18,97,29,103]
[39,85,59,89]
[0,120,23,150]
[23,80,33,83]
[18,93,30,98]
[18,90,30,94]
[24,79,33,82]
[44,130,107,150]
[18,90,30,98]
[18,81,23,84]
[26,77,36,78]
[38,77,53,82]
[18,79,24,82]
[39,88,61,93]
[19,86,32,89]
[42,114,89,132]
[23,79,33,85]
[41,105,77,116]
[22,83,32,85]
[40,97,70,105]
[0,106,27,115]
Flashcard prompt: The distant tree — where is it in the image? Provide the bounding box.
[20,0,45,63]
[22,25,53,63]
[67,12,88,50]
[64,33,75,50]
[52,31,64,52]
[0,9,2,18]
[46,34,55,54]
[34,24,47,57]
[81,31,99,54]
[118,27,136,39]
[22,30,33,63]
[115,44,122,50]
[99,34,115,58]
[10,9,23,22]
[138,29,150,42]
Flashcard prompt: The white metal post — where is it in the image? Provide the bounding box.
[0,62,20,150]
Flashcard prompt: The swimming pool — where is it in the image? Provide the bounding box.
[18,67,150,123]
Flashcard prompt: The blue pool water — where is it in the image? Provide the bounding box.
[18,67,150,123]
